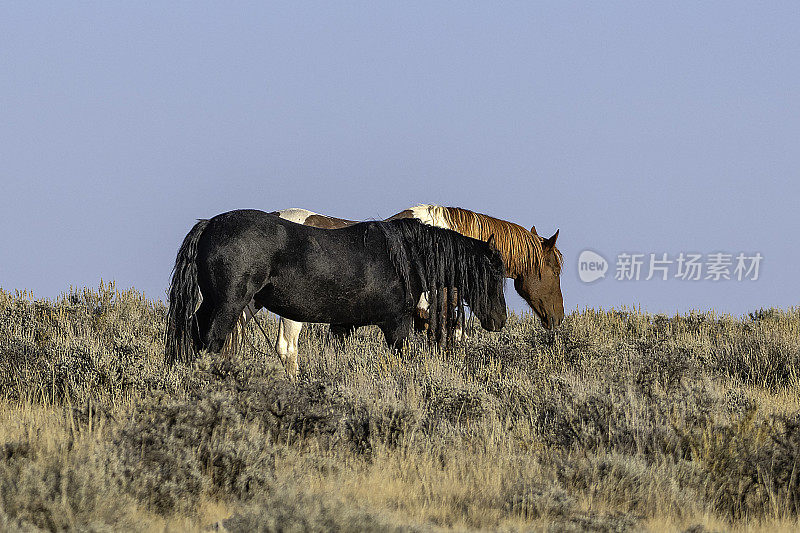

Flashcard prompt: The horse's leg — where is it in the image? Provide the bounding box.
[329,323,356,342]
[414,292,430,333]
[204,299,250,354]
[193,300,213,351]
[450,288,467,340]
[437,287,448,348]
[276,317,303,380]
[242,299,258,322]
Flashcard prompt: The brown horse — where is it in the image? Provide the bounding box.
[261,205,563,376]
[387,205,564,329]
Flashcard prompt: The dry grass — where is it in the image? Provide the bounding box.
[0,283,799,531]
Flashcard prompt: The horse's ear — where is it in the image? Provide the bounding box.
[543,229,559,249]
[486,233,498,250]
[530,225,538,236]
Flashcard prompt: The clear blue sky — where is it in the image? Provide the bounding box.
[2,2,797,316]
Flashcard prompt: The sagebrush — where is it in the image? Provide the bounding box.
[0,284,799,531]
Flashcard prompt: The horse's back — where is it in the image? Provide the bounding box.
[198,210,408,325]
[265,225,410,323]
[270,207,317,224]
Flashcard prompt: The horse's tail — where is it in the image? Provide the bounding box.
[165,219,210,365]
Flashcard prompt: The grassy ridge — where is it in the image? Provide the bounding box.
[0,283,799,531]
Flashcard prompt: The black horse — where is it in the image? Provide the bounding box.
[165,209,507,375]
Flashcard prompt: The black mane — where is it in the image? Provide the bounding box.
[378,218,505,345]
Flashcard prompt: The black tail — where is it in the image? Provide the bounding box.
[165,219,210,365]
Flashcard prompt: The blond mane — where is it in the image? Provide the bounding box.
[423,205,562,278]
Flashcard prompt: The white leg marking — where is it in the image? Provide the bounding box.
[276,317,303,380]
[417,292,430,312]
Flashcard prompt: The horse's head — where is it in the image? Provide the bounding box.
[475,234,507,331]
[515,228,564,329]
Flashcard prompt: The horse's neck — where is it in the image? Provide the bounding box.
[450,214,530,280]
[409,205,450,229]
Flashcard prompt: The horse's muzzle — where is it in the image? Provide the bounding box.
[540,311,564,330]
